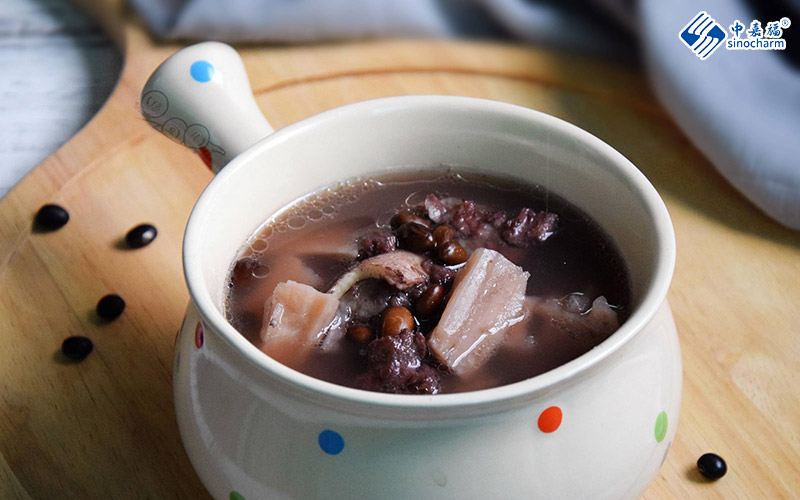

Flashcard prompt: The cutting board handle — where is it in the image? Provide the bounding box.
[140,42,274,173]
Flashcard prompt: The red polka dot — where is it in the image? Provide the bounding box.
[198,147,213,170]
[194,322,204,349]
[538,406,562,433]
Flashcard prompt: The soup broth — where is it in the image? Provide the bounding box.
[225,170,630,394]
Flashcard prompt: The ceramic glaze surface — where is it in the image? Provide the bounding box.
[175,301,680,500]
[146,43,681,500]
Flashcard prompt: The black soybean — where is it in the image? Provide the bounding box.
[697,453,727,480]
[62,336,93,360]
[97,294,126,320]
[125,223,158,248]
[34,204,69,231]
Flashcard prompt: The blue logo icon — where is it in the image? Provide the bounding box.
[679,11,727,60]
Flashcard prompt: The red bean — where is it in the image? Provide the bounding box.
[397,222,435,253]
[437,240,468,265]
[381,306,415,337]
[391,210,430,229]
[416,284,445,318]
[347,325,374,343]
[432,225,456,247]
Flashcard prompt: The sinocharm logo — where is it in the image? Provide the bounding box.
[679,11,727,60]
[680,11,791,60]
[727,17,791,51]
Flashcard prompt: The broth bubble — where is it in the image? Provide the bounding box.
[252,263,270,279]
[251,239,269,252]
[288,216,307,230]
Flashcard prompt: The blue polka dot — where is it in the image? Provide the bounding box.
[190,60,214,83]
[318,430,344,455]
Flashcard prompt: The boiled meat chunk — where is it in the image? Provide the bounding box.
[260,281,339,346]
[429,248,529,375]
[526,294,619,340]
[329,250,428,298]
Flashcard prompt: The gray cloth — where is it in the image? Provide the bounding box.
[3,0,798,231]
[641,0,800,229]
[128,0,800,230]
[130,0,634,58]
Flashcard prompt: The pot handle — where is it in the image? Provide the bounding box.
[139,42,274,173]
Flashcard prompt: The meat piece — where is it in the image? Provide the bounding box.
[501,208,557,247]
[329,250,428,298]
[527,295,620,341]
[355,330,440,394]
[428,248,529,375]
[260,281,340,346]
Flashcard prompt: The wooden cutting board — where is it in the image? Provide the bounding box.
[2,1,798,498]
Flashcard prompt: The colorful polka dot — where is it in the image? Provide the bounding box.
[654,411,668,443]
[537,406,562,433]
[194,322,204,349]
[229,492,245,500]
[190,60,214,83]
[318,429,345,455]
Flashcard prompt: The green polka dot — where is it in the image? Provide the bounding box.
[230,492,245,500]
[654,411,668,443]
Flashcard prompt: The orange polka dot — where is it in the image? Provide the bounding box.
[538,406,562,433]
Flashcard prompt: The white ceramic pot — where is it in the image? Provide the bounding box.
[142,42,680,500]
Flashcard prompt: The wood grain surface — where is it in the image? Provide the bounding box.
[1,1,799,499]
